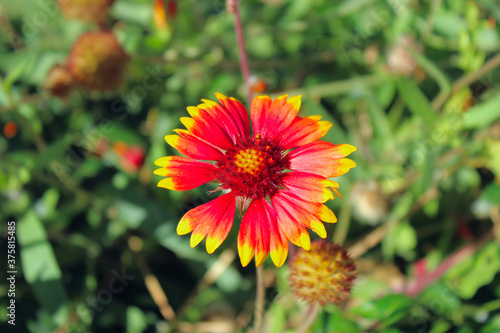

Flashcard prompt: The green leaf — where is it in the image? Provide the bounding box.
[397,78,438,126]
[479,183,500,206]
[418,283,462,319]
[39,187,60,219]
[375,294,412,327]
[462,94,500,129]
[485,140,500,178]
[388,191,414,221]
[110,0,152,27]
[414,150,436,196]
[325,311,362,332]
[430,320,452,333]
[481,314,500,333]
[34,137,68,169]
[350,294,412,326]
[126,306,148,333]
[410,51,451,99]
[445,242,500,299]
[383,220,417,260]
[349,300,380,320]
[2,58,30,92]
[282,0,314,21]
[17,210,69,325]
[269,302,287,333]
[365,91,393,146]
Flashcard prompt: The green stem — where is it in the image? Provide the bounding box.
[272,74,387,99]
[333,197,352,246]
[254,265,265,333]
[296,302,321,333]
[409,49,451,108]
[479,299,500,313]
[431,52,500,110]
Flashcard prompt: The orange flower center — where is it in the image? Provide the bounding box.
[217,138,289,199]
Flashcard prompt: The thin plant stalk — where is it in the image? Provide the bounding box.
[227,0,253,106]
[296,302,321,333]
[254,265,265,333]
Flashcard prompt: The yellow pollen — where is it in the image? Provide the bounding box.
[234,148,263,175]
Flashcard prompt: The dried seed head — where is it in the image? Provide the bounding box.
[288,240,357,306]
[44,65,74,99]
[58,0,115,24]
[351,180,388,225]
[387,35,421,77]
[67,31,129,91]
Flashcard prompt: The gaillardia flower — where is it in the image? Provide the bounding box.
[288,240,356,305]
[154,94,356,267]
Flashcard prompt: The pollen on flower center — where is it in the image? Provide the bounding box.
[234,148,264,175]
[217,138,289,199]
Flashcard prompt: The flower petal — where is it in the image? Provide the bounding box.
[215,92,250,139]
[249,95,271,136]
[206,200,237,254]
[288,141,357,178]
[154,156,217,191]
[184,107,235,150]
[277,115,332,149]
[271,196,311,250]
[273,191,337,240]
[176,193,236,252]
[250,95,301,141]
[282,171,339,203]
[165,129,223,160]
[197,93,250,143]
[237,198,288,267]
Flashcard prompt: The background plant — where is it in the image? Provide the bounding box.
[1,0,500,332]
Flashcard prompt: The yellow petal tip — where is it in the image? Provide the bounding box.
[271,249,287,267]
[190,232,205,248]
[177,218,193,235]
[164,135,179,147]
[157,178,175,190]
[206,236,222,254]
[300,232,311,251]
[153,168,168,176]
[238,244,254,267]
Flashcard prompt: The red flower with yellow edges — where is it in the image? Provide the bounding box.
[154,94,356,267]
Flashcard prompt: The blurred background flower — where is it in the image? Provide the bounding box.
[67,31,129,91]
[57,0,116,25]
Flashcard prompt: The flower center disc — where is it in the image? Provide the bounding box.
[217,138,289,199]
[234,148,263,175]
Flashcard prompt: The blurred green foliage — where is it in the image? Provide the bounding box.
[1,0,500,332]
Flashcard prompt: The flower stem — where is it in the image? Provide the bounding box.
[272,74,387,99]
[431,52,500,110]
[296,302,321,333]
[333,197,352,246]
[254,265,265,333]
[128,235,176,321]
[226,1,264,330]
[227,0,253,106]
